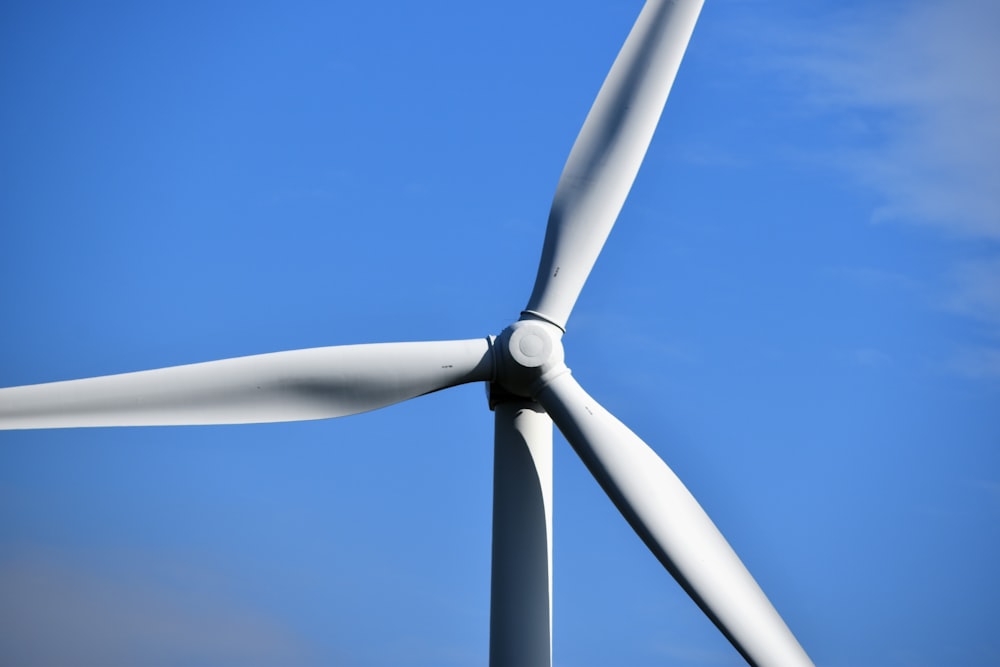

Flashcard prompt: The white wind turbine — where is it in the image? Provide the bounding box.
[1,1,815,665]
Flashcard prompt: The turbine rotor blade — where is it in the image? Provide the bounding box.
[524,0,703,330]
[0,338,494,430]
[535,370,814,667]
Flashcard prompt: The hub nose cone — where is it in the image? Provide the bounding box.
[509,326,552,368]
[494,319,566,399]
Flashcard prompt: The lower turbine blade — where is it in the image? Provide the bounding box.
[535,371,813,667]
[0,338,494,429]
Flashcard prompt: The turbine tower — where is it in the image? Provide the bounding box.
[1,2,815,665]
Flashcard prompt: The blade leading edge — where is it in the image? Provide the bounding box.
[0,338,494,429]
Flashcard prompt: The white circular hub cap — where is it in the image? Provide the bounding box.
[508,323,554,368]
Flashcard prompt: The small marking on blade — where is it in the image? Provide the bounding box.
[441,364,453,369]
[553,267,560,277]
[584,406,593,415]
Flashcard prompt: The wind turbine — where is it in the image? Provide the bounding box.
[1,1,815,665]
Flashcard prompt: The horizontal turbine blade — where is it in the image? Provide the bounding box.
[0,338,494,430]
[535,370,814,667]
[524,0,703,330]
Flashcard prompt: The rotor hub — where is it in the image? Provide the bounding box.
[493,318,566,400]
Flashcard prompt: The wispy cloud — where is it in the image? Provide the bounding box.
[940,254,1000,377]
[755,0,1000,378]
[945,345,1000,379]
[945,256,1000,327]
[789,0,1000,239]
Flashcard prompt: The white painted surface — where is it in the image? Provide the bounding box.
[0,339,494,428]
[490,401,553,667]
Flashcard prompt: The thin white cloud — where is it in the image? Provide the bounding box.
[940,256,1000,377]
[945,345,1000,379]
[791,0,1000,239]
[945,256,1000,327]
[754,0,1000,378]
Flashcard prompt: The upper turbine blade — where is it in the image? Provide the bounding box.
[535,370,814,667]
[0,339,494,430]
[524,0,703,330]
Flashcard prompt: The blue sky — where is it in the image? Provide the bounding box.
[1,1,998,665]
